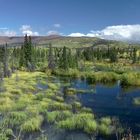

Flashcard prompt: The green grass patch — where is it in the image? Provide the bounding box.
[121,72,140,86]
[21,115,43,132]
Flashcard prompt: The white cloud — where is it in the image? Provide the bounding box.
[68,32,85,37]
[0,27,8,30]
[0,24,139,42]
[53,24,61,28]
[94,25,140,42]
[0,28,16,36]
[47,30,62,36]
[20,25,39,36]
[20,25,31,31]
[68,25,140,42]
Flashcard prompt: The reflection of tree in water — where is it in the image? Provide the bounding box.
[120,128,138,140]
[116,80,131,100]
[98,117,136,140]
[112,117,124,140]
[116,85,140,140]
[117,82,139,106]
[117,88,126,100]
[122,86,139,93]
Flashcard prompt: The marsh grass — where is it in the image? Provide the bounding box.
[0,72,51,139]
[54,96,64,102]
[6,111,28,126]
[10,89,22,95]
[133,97,140,105]
[98,124,111,135]
[48,101,72,111]
[57,114,114,136]
[98,117,113,135]
[0,92,13,98]
[54,67,140,87]
[66,88,76,95]
[21,115,43,132]
[100,117,112,126]
[84,120,97,134]
[72,101,82,111]
[86,72,119,84]
[26,105,40,115]
[35,93,45,101]
[66,88,96,95]
[46,110,72,123]
[57,113,95,131]
[53,69,120,85]
[0,71,117,139]
[47,83,60,90]
[0,97,15,112]
[52,69,80,78]
[79,107,93,113]
[121,72,140,86]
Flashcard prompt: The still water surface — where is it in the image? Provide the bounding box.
[44,77,140,140]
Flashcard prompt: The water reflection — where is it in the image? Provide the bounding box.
[56,77,140,135]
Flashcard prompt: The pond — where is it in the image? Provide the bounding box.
[55,77,140,137]
[3,72,140,140]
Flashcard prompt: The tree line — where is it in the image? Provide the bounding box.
[0,35,139,79]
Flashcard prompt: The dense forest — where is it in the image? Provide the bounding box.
[0,35,140,78]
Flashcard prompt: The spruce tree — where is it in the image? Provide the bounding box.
[19,34,33,70]
[19,45,25,67]
[107,45,110,58]
[109,48,118,62]
[28,36,32,63]
[0,44,11,77]
[132,48,137,63]
[67,49,72,68]
[48,43,55,70]
[24,34,29,66]
[61,46,69,70]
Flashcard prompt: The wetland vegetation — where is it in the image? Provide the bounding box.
[0,35,140,140]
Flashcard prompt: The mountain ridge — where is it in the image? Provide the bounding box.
[0,36,139,48]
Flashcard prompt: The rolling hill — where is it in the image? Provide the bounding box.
[0,35,139,49]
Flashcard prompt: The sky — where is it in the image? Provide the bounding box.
[0,0,140,42]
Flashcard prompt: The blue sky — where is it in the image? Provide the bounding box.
[0,0,140,41]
